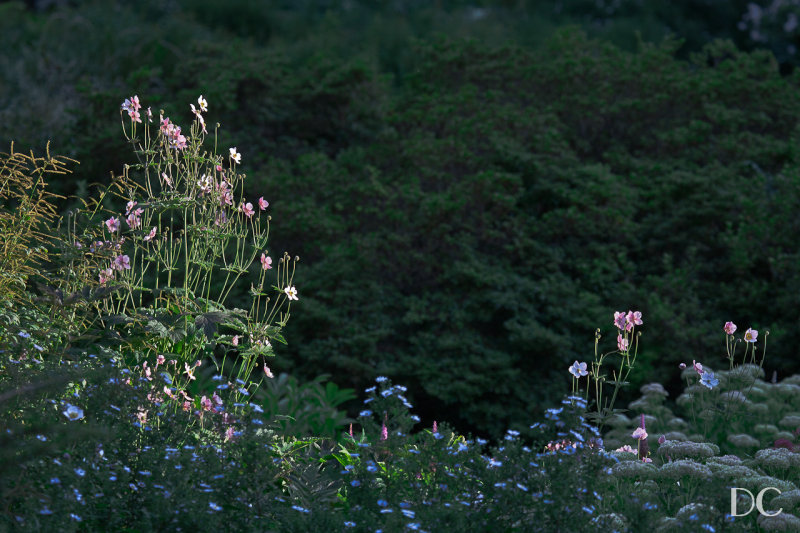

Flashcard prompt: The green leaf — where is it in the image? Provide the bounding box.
[195,311,228,340]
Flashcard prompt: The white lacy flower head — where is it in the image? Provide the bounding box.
[656,440,719,460]
[727,434,760,448]
[657,459,712,481]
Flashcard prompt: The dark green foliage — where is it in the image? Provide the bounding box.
[260,32,800,439]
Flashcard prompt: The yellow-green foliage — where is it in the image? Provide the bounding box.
[0,142,69,306]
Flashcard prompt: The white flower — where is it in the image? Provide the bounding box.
[197,174,213,194]
[62,404,84,421]
[229,147,241,164]
[198,95,208,112]
[284,286,299,301]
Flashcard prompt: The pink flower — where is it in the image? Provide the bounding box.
[744,328,758,343]
[144,227,157,242]
[126,200,138,214]
[126,208,143,229]
[240,202,255,218]
[724,321,737,335]
[632,427,648,440]
[692,360,703,375]
[617,334,628,352]
[626,310,643,330]
[381,422,388,441]
[146,107,152,122]
[258,197,269,210]
[433,421,438,433]
[641,457,653,463]
[679,363,686,369]
[113,255,131,271]
[162,172,173,188]
[200,396,213,412]
[658,435,666,444]
[156,354,165,366]
[613,311,627,330]
[225,427,236,442]
[105,216,120,233]
[260,253,272,270]
[182,401,191,412]
[614,445,636,453]
[99,268,114,285]
[212,392,223,406]
[183,363,196,381]
[232,335,239,346]
[217,181,234,206]
[263,364,274,378]
[216,165,223,173]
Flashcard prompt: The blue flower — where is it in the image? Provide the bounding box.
[376,376,388,383]
[700,371,719,389]
[377,499,389,507]
[17,331,31,339]
[75,468,85,477]
[359,410,373,417]
[344,522,356,528]
[209,502,222,511]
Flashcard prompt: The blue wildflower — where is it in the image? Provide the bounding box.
[700,371,719,389]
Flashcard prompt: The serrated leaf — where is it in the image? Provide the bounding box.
[195,311,228,340]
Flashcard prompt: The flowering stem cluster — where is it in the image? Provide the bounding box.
[679,321,769,442]
[569,310,642,432]
[64,94,299,385]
